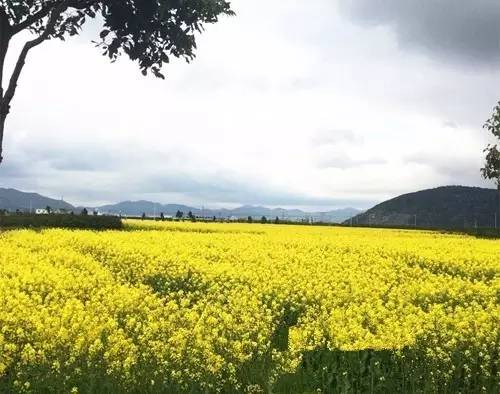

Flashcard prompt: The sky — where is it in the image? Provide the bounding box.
[1,0,500,210]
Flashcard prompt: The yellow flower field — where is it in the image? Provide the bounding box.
[0,221,498,393]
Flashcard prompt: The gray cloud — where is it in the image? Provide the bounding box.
[405,151,489,186]
[311,132,385,170]
[340,0,500,66]
[0,133,375,209]
[311,129,363,146]
[442,121,459,129]
[317,153,386,170]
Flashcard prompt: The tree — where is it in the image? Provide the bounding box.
[247,216,252,223]
[46,205,51,214]
[81,207,88,216]
[160,212,165,221]
[188,210,196,221]
[175,210,183,219]
[141,212,146,220]
[260,216,267,224]
[274,216,280,224]
[482,102,500,227]
[0,1,234,164]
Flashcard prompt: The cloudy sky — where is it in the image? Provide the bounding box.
[1,0,500,209]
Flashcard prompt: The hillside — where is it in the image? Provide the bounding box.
[345,186,499,228]
[0,188,75,212]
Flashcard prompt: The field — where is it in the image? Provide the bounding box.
[0,221,498,393]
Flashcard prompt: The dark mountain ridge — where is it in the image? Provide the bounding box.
[0,188,74,211]
[345,186,499,228]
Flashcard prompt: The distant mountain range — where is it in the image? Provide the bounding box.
[0,188,362,223]
[0,188,74,212]
[345,186,499,228]
[94,201,362,222]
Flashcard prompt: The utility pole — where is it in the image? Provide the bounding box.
[414,214,417,228]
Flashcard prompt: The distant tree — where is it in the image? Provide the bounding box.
[0,208,6,215]
[188,211,196,222]
[260,216,267,224]
[46,205,51,214]
[175,210,183,219]
[81,208,88,216]
[482,103,500,225]
[0,1,234,164]
[247,216,253,223]
[141,212,146,220]
[274,216,280,224]
[15,208,21,215]
[213,216,217,222]
[93,210,98,216]
[160,212,165,221]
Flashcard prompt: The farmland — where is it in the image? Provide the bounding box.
[0,221,498,393]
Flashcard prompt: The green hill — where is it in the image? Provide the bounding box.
[345,186,500,229]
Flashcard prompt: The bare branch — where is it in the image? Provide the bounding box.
[0,7,12,96]
[3,3,68,108]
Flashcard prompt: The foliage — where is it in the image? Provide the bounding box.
[482,102,500,187]
[0,221,498,393]
[0,213,122,229]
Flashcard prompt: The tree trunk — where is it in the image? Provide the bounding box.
[0,108,6,164]
[0,9,10,165]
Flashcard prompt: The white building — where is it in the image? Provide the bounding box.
[35,209,49,215]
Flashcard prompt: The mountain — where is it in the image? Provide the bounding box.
[0,188,75,212]
[0,187,362,223]
[97,201,362,223]
[344,186,499,228]
[97,201,197,217]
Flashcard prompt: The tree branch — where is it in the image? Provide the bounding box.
[3,3,68,109]
[10,6,55,36]
[0,7,12,97]
[10,0,95,36]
